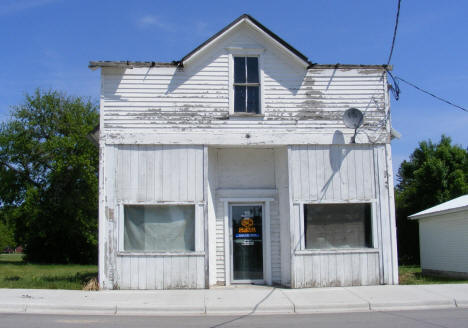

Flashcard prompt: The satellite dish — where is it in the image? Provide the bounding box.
[343,107,364,129]
[343,108,364,143]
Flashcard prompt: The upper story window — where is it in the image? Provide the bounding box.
[233,57,260,114]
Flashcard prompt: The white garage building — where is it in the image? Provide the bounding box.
[409,195,468,279]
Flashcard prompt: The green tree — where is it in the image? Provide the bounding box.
[0,219,15,252]
[0,90,99,263]
[395,135,468,264]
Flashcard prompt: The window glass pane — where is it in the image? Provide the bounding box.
[234,85,246,112]
[232,205,263,280]
[304,203,372,249]
[247,86,259,113]
[234,57,246,83]
[246,57,259,83]
[124,205,195,252]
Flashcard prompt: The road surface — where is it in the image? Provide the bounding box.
[1,308,468,328]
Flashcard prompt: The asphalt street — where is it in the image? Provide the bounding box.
[1,309,468,328]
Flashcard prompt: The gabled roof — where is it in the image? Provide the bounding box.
[409,195,468,220]
[179,14,311,67]
[89,14,392,70]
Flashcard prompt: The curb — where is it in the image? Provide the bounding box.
[0,301,461,316]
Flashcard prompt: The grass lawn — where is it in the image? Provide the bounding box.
[0,253,97,290]
[399,265,468,285]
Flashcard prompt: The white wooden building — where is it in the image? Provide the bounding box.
[89,14,399,289]
[409,195,468,279]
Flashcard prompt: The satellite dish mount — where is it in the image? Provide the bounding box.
[343,107,364,143]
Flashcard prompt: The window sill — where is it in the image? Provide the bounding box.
[229,113,264,118]
[295,248,379,256]
[117,251,205,257]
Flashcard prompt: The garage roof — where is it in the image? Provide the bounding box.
[409,195,468,220]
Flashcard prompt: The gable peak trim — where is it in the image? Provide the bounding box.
[179,14,311,67]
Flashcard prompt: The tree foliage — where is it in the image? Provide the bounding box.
[0,90,99,263]
[395,135,468,264]
[0,219,15,252]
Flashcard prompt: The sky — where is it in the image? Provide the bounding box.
[0,0,467,182]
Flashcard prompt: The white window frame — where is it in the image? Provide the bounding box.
[297,200,378,253]
[117,201,205,256]
[227,47,265,116]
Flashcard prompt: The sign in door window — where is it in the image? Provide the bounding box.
[231,205,263,281]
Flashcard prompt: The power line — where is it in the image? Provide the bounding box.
[387,0,402,65]
[383,0,467,113]
[395,76,468,113]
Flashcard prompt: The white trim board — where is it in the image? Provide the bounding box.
[223,199,273,286]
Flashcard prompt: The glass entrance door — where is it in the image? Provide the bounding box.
[230,204,263,282]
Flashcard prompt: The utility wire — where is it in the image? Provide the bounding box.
[387,0,401,65]
[395,76,468,112]
[387,71,400,101]
[386,0,402,100]
[384,0,467,113]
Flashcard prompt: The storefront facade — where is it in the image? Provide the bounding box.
[91,14,398,289]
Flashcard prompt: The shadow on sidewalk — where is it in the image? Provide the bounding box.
[209,288,276,328]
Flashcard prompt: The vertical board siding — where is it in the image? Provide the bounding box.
[117,255,205,289]
[106,145,205,289]
[116,145,203,202]
[295,252,379,288]
[290,145,390,287]
[291,145,375,202]
[275,148,291,286]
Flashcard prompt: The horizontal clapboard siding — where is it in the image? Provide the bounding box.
[269,199,281,284]
[103,145,206,289]
[215,199,225,283]
[419,212,468,274]
[102,67,386,131]
[100,25,388,143]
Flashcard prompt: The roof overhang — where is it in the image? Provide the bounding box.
[88,14,393,72]
[88,61,177,70]
[409,204,468,220]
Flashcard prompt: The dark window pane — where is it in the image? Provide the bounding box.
[232,205,263,280]
[234,57,246,83]
[304,203,372,249]
[247,86,259,113]
[247,57,259,83]
[234,85,246,112]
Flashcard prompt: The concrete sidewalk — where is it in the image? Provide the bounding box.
[1,284,467,316]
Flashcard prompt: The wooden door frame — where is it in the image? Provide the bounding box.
[221,197,273,286]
